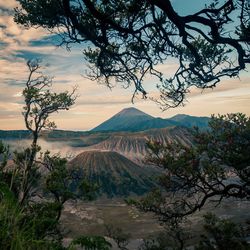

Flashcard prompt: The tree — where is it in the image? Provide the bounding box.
[0,60,111,249]
[130,113,250,223]
[69,236,112,250]
[138,222,190,250]
[23,59,77,166]
[18,59,77,205]
[196,213,249,250]
[105,224,130,250]
[43,152,98,221]
[0,60,77,248]
[14,0,250,109]
[138,213,250,250]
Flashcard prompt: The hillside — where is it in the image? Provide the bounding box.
[87,126,193,164]
[69,151,160,197]
[125,117,178,131]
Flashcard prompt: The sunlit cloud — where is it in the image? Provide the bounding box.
[0,0,19,9]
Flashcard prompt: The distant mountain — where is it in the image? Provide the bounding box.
[92,107,153,132]
[91,108,210,132]
[0,129,112,148]
[0,110,210,142]
[0,130,31,139]
[87,126,193,164]
[69,151,160,197]
[169,114,210,129]
[129,117,178,131]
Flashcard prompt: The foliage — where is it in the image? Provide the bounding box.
[138,222,189,250]
[133,201,191,250]
[138,231,174,250]
[43,152,98,217]
[133,113,250,223]
[196,213,250,250]
[0,61,109,249]
[0,141,9,170]
[0,178,63,249]
[138,213,250,250]
[15,59,78,205]
[23,60,77,135]
[14,0,250,109]
[70,236,112,250]
[44,153,79,204]
[105,224,130,250]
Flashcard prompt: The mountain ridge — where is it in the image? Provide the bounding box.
[86,126,193,164]
[0,109,210,140]
[92,107,153,132]
[170,114,210,129]
[91,107,210,132]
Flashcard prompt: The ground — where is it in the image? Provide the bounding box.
[61,197,250,249]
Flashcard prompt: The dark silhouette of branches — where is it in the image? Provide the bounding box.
[14,0,250,109]
[130,113,250,223]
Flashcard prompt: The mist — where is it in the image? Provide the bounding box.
[2,138,86,159]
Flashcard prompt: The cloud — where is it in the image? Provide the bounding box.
[15,50,50,61]
[74,94,131,106]
[0,0,19,10]
[29,34,61,47]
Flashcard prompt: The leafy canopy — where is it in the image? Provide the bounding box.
[14,0,250,109]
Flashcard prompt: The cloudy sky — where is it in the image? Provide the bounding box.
[0,0,250,131]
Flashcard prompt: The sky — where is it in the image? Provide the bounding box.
[0,0,250,131]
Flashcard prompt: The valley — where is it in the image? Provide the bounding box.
[1,108,249,249]
[1,108,195,165]
[61,198,250,249]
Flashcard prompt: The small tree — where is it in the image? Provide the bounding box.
[128,114,250,249]
[196,213,249,250]
[18,59,77,204]
[23,59,77,165]
[43,152,98,221]
[131,113,250,223]
[0,60,113,249]
[105,224,130,250]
